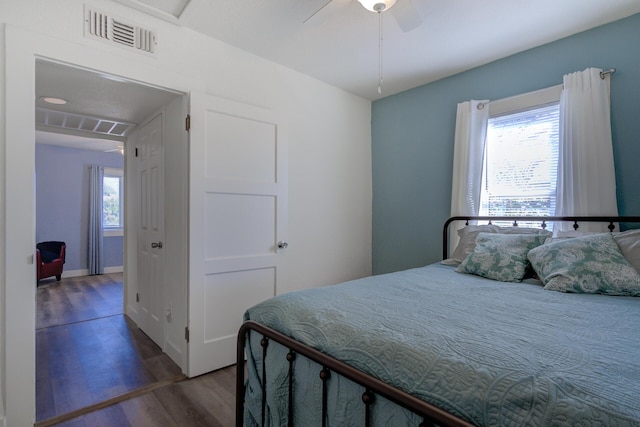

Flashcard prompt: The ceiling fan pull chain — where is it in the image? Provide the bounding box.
[378,10,383,95]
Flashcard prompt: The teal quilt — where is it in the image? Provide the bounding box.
[243,263,640,426]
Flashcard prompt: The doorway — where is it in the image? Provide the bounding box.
[34,273,188,423]
[34,59,188,423]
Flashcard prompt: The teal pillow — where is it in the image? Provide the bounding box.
[527,233,640,296]
[456,233,548,282]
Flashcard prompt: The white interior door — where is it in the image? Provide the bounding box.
[188,93,288,377]
[136,112,165,347]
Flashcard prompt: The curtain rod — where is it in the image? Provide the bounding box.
[600,68,616,79]
[477,67,617,110]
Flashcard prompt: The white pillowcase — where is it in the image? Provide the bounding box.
[443,224,552,265]
[614,229,640,273]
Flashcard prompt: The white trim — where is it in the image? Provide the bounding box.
[62,266,123,278]
[5,25,37,426]
[104,167,123,177]
[62,269,88,278]
[112,0,183,24]
[488,84,562,117]
[104,228,124,237]
[164,339,183,367]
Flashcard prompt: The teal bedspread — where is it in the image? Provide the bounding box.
[243,263,640,426]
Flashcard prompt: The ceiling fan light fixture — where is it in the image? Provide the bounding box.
[357,0,396,13]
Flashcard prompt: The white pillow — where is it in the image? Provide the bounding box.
[614,229,640,273]
[442,225,500,265]
[443,224,551,265]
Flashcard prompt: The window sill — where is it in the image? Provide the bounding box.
[104,228,123,237]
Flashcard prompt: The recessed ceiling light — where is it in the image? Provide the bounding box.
[40,96,68,105]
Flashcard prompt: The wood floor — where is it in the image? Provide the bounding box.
[36,274,236,426]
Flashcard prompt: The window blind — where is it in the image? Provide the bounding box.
[480,103,559,222]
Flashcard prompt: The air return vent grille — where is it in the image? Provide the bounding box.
[85,7,157,54]
[36,107,136,138]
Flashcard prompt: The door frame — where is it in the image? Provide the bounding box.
[4,25,192,425]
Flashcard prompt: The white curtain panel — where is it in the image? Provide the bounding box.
[449,99,489,254]
[88,164,104,275]
[556,68,619,232]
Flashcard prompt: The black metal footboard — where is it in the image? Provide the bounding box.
[236,320,475,427]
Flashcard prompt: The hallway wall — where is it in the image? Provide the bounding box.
[36,144,124,273]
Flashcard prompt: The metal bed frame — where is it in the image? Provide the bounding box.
[237,215,640,427]
[442,215,640,260]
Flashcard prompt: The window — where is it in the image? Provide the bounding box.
[479,86,561,228]
[103,168,123,236]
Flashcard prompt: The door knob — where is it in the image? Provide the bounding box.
[151,241,163,249]
[277,241,288,249]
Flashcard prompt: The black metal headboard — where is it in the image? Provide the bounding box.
[443,215,640,260]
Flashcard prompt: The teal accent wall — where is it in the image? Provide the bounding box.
[372,13,640,274]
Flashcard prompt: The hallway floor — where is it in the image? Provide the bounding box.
[35,273,235,426]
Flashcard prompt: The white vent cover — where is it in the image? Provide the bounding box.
[36,107,136,139]
[85,6,157,54]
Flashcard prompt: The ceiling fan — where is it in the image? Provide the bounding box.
[304,0,423,33]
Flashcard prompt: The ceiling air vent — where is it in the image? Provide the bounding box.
[36,107,136,139]
[85,6,157,55]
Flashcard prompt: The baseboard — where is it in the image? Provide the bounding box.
[165,338,185,373]
[62,266,123,278]
[126,304,140,324]
[62,269,89,278]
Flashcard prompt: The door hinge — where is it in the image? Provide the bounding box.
[185,114,191,132]
[136,292,140,302]
[135,147,139,157]
[185,326,190,342]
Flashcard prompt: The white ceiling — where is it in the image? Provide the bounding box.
[35,0,640,148]
[169,0,640,100]
[35,60,181,151]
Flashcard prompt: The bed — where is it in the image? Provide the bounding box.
[236,216,640,427]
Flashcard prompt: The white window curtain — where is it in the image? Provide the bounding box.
[556,68,619,231]
[89,164,104,275]
[449,100,489,253]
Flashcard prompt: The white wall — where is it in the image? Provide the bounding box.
[0,1,372,425]
[0,21,7,427]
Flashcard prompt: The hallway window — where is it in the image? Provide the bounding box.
[103,167,123,236]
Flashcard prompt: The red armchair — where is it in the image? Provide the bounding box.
[36,241,66,283]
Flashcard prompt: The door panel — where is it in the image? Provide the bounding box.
[195,267,276,367]
[136,112,165,347]
[188,93,287,376]
[205,112,277,182]
[205,193,276,258]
